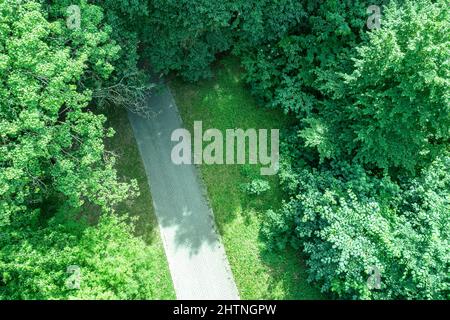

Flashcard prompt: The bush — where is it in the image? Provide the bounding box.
[0,211,168,299]
[241,179,271,196]
[264,158,450,299]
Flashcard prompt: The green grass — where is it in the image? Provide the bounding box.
[103,106,176,299]
[170,57,325,300]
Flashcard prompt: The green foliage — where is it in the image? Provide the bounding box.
[240,0,380,113]
[302,0,449,172]
[246,2,449,299]
[140,0,449,300]
[140,0,307,81]
[241,179,271,196]
[2,0,449,301]
[90,0,148,77]
[142,0,236,81]
[48,0,149,79]
[0,0,173,299]
[232,0,306,53]
[264,157,450,299]
[242,0,449,172]
[0,0,132,225]
[0,211,169,299]
[47,0,153,114]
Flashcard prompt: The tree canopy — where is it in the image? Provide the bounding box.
[0,0,163,299]
[1,0,448,300]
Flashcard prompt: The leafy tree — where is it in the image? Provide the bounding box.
[139,0,306,81]
[240,179,271,196]
[232,0,306,53]
[0,0,169,299]
[89,0,149,77]
[240,0,383,113]
[0,210,170,299]
[259,0,450,300]
[2,0,448,301]
[44,0,154,115]
[0,0,134,227]
[264,157,450,299]
[140,0,236,81]
[240,0,449,172]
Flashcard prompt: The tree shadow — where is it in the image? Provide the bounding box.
[127,84,224,256]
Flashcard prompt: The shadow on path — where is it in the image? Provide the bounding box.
[128,81,240,300]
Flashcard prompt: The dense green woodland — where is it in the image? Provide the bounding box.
[1,0,449,299]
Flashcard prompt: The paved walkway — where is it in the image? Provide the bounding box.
[128,81,240,300]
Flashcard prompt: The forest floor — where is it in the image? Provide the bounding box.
[170,56,325,299]
[103,106,176,299]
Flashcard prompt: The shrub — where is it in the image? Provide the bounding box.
[241,179,271,196]
[264,158,450,299]
[0,211,167,299]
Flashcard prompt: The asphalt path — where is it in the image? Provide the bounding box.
[128,81,240,300]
